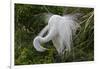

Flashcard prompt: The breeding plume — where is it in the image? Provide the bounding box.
[33,14,80,55]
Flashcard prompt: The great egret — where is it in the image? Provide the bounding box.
[33,14,81,55]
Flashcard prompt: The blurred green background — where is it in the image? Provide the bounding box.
[15,4,94,65]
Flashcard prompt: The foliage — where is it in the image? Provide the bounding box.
[15,4,94,65]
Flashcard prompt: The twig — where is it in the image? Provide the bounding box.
[43,5,51,13]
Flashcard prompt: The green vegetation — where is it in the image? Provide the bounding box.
[15,4,94,65]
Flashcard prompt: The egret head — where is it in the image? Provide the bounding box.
[33,36,47,52]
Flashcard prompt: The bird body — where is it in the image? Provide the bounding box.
[33,14,80,55]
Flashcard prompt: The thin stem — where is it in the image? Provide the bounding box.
[43,5,51,13]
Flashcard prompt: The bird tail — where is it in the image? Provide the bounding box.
[61,14,81,54]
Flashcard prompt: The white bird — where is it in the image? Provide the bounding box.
[33,14,80,55]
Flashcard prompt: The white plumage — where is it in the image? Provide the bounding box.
[33,14,80,55]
